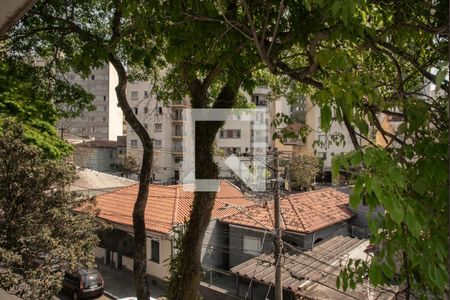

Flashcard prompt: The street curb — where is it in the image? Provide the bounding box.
[103,291,118,299]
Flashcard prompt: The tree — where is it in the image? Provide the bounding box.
[0,54,94,158]
[0,119,99,299]
[116,153,139,177]
[285,154,319,191]
[215,0,448,297]
[4,2,161,298]
[160,2,261,298]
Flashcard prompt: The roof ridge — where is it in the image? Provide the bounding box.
[172,186,180,225]
[285,187,342,199]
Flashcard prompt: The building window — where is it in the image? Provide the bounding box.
[144,106,149,114]
[102,117,107,122]
[90,127,95,133]
[220,129,241,139]
[69,75,75,81]
[174,156,183,163]
[131,91,138,100]
[103,106,107,111]
[154,123,162,132]
[144,91,149,97]
[130,140,138,148]
[150,240,160,263]
[318,152,327,160]
[134,107,138,115]
[154,140,162,148]
[91,75,95,80]
[90,116,95,122]
[158,107,163,115]
[243,236,260,255]
[103,96,107,101]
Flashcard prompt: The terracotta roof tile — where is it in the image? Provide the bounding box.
[94,180,253,235]
[221,188,354,233]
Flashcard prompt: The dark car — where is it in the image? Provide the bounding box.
[62,269,104,300]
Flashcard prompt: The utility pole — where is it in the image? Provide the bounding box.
[273,147,283,300]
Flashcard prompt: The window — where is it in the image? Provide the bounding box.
[157,107,163,115]
[174,156,183,163]
[103,96,107,101]
[91,75,95,80]
[103,106,107,111]
[130,140,138,148]
[150,240,160,263]
[131,91,138,100]
[134,107,138,115]
[90,116,95,122]
[144,91,149,97]
[154,123,162,132]
[154,140,162,148]
[102,117,107,122]
[318,152,327,160]
[219,129,241,139]
[69,75,75,81]
[144,106,149,114]
[318,134,327,145]
[243,236,260,255]
[90,127,95,133]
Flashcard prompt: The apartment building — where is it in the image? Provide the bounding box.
[126,81,186,183]
[58,63,123,141]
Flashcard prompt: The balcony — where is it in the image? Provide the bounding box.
[171,100,188,108]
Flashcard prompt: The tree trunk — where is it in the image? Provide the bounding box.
[170,83,239,299]
[109,54,153,300]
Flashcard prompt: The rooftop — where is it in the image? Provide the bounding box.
[75,139,126,148]
[221,188,354,233]
[94,180,254,235]
[71,168,137,196]
[230,236,394,299]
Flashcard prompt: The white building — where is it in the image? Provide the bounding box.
[58,63,123,141]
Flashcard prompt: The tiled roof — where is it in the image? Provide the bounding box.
[221,188,354,233]
[94,180,253,235]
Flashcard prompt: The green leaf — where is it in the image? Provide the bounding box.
[369,263,382,286]
[413,177,427,195]
[320,105,332,132]
[405,207,421,238]
[434,66,448,92]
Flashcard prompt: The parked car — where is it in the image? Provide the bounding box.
[62,269,104,300]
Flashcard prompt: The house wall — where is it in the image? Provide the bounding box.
[201,220,228,268]
[227,222,350,268]
[228,224,274,268]
[146,236,172,280]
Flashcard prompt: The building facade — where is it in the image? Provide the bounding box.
[58,63,124,141]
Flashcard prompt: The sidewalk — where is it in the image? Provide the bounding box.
[96,262,167,299]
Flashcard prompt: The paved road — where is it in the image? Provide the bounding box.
[54,291,111,300]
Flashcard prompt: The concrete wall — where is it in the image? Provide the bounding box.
[201,220,229,268]
[108,63,123,141]
[228,224,274,268]
[227,222,350,268]
[146,237,172,280]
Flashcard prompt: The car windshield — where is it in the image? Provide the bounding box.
[82,272,101,288]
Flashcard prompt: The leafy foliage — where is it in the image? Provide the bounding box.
[116,153,139,176]
[0,119,100,299]
[0,56,94,158]
[284,154,320,190]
